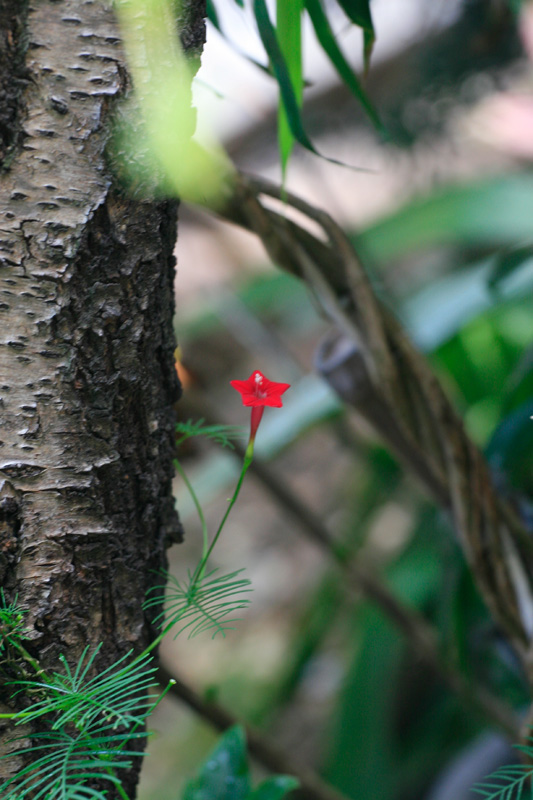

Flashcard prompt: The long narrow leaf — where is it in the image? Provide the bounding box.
[253,0,318,156]
[304,0,383,133]
[253,0,366,170]
[206,0,277,79]
[206,0,221,29]
[335,0,375,70]
[277,0,303,176]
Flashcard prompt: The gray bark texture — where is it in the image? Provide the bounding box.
[0,0,205,790]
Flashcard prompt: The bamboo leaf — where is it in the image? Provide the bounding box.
[335,0,375,70]
[253,0,366,170]
[206,0,278,79]
[336,0,373,33]
[277,0,303,177]
[206,0,220,29]
[304,0,383,133]
[253,0,318,158]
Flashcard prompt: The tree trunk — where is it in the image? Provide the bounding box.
[0,0,205,791]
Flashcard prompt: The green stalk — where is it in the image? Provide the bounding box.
[0,711,32,719]
[194,450,253,581]
[6,637,45,677]
[136,446,255,663]
[114,780,132,800]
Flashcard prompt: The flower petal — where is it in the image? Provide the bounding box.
[231,371,291,408]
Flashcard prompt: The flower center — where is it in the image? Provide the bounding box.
[254,372,267,399]
[254,372,267,398]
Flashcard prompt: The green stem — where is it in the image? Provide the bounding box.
[133,630,166,664]
[114,779,132,800]
[135,624,173,664]
[149,676,176,712]
[135,448,254,664]
[12,639,44,677]
[195,451,253,582]
[174,458,209,560]
[0,712,32,719]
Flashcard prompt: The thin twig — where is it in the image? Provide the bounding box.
[157,664,351,800]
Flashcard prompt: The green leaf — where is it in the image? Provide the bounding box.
[474,763,533,799]
[335,0,375,69]
[206,0,220,29]
[304,0,383,133]
[0,728,145,800]
[114,0,230,205]
[487,244,533,294]
[145,568,252,639]
[502,346,533,415]
[253,0,318,158]
[206,1,279,80]
[277,0,303,176]
[356,175,533,265]
[11,645,157,731]
[176,418,246,449]
[183,726,251,800]
[324,518,478,799]
[336,0,373,35]
[486,399,533,491]
[248,776,299,800]
[253,0,371,170]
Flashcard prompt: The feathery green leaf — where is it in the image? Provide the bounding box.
[145,568,252,639]
[176,418,246,448]
[11,645,157,731]
[1,647,160,800]
[474,763,533,799]
[0,591,29,652]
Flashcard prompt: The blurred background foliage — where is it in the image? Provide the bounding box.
[123,0,533,798]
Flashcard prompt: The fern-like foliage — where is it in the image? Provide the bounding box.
[474,762,533,799]
[0,591,29,653]
[145,568,252,639]
[1,727,146,800]
[176,418,245,449]
[11,644,157,731]
[0,647,159,800]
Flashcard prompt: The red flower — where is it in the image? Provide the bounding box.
[230,370,290,408]
[231,370,291,445]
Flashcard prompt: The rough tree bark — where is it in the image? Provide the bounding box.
[0,0,205,791]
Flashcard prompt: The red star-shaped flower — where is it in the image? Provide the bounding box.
[231,370,291,446]
[230,370,291,408]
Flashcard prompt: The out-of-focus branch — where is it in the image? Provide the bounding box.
[218,171,533,685]
[157,664,351,800]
